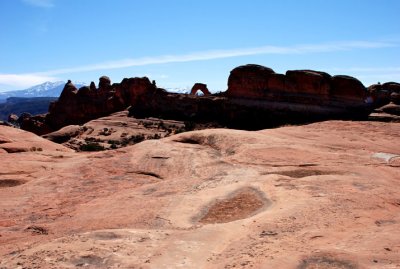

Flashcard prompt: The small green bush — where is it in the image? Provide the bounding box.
[80,142,104,152]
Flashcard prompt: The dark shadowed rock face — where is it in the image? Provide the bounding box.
[59,81,78,100]
[380,103,400,116]
[367,84,390,108]
[98,76,111,90]
[383,82,400,93]
[368,82,400,106]
[20,114,53,135]
[384,82,400,104]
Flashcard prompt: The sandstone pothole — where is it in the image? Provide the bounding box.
[297,256,357,269]
[264,169,334,178]
[92,231,120,240]
[72,254,107,267]
[197,187,270,224]
[0,179,26,188]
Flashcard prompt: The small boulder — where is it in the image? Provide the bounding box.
[380,103,400,116]
[391,92,400,105]
[42,125,84,143]
[8,114,19,124]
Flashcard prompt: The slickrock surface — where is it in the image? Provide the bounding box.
[1,120,400,268]
[42,111,188,151]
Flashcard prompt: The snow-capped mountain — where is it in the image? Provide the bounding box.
[165,87,190,94]
[0,81,86,101]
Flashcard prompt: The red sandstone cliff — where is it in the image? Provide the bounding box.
[20,64,396,134]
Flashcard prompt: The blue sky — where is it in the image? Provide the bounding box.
[0,0,399,92]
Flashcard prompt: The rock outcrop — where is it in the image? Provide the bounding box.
[19,114,53,135]
[98,76,111,90]
[25,76,157,134]
[21,64,396,135]
[129,65,373,129]
[225,64,367,105]
[190,83,211,95]
[368,82,400,107]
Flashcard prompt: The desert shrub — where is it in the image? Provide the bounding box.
[143,121,153,128]
[157,120,165,129]
[99,127,112,136]
[84,137,101,142]
[184,121,195,131]
[147,133,161,140]
[120,134,145,146]
[29,146,43,152]
[174,127,186,134]
[80,142,104,151]
[130,134,145,143]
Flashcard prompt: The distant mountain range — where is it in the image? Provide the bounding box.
[0,82,192,121]
[0,82,192,103]
[0,97,58,121]
[165,87,190,94]
[0,81,86,102]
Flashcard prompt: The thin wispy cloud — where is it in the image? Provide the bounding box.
[0,40,397,89]
[326,67,400,73]
[0,74,58,89]
[325,67,400,85]
[36,40,394,76]
[22,0,54,8]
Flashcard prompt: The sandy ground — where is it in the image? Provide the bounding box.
[1,120,400,268]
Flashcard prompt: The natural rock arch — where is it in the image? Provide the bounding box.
[190,83,211,96]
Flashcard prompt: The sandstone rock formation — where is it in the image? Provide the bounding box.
[1,120,400,268]
[24,76,157,134]
[129,65,373,130]
[378,103,400,116]
[19,114,53,135]
[42,110,193,151]
[190,83,211,95]
[368,82,400,107]
[20,64,397,135]
[98,75,111,90]
[225,64,367,105]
